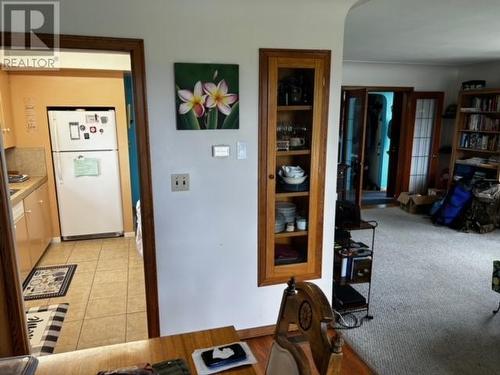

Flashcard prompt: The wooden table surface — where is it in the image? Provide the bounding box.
[36,326,257,375]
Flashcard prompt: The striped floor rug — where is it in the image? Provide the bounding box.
[26,303,69,356]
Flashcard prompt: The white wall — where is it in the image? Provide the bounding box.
[58,50,131,71]
[456,61,500,91]
[342,61,459,104]
[47,0,357,334]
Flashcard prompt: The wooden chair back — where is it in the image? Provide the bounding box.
[273,277,343,375]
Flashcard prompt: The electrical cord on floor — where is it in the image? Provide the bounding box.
[332,309,363,330]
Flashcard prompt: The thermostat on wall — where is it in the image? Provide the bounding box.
[212,144,230,158]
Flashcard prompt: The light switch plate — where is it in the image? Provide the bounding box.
[212,144,230,158]
[236,141,247,160]
[171,173,190,191]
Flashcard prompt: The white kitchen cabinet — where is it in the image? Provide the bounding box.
[0,71,15,149]
[13,202,30,282]
[23,183,52,268]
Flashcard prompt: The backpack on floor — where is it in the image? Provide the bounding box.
[464,182,500,233]
[431,183,473,227]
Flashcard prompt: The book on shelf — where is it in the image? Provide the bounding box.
[460,133,499,151]
[339,254,372,279]
[467,95,500,112]
[464,114,500,131]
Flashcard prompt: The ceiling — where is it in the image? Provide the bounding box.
[344,0,500,65]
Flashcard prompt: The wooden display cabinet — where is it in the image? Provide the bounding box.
[258,49,330,286]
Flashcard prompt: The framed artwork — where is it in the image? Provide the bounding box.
[174,63,239,130]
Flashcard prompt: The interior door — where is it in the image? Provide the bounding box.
[339,88,368,206]
[403,92,444,193]
[386,91,405,197]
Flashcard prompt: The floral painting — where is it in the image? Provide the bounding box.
[174,63,239,130]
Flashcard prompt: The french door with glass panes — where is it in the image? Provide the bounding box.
[404,92,444,194]
[339,88,368,206]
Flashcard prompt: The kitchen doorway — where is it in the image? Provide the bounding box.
[0,34,158,356]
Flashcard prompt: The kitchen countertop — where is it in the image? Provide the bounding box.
[9,175,48,206]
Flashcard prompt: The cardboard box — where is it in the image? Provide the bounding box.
[397,192,439,214]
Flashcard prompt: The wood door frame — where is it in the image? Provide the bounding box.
[0,33,159,355]
[402,91,445,192]
[340,86,414,202]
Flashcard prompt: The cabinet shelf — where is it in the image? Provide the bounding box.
[332,303,369,314]
[459,129,500,134]
[460,109,500,116]
[275,230,308,238]
[277,105,312,111]
[334,276,370,286]
[276,191,309,198]
[455,160,499,170]
[456,147,499,154]
[276,149,311,156]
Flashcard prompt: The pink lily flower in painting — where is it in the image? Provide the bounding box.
[178,81,206,117]
[203,79,238,116]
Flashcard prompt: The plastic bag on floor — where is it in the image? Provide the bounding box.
[136,200,143,257]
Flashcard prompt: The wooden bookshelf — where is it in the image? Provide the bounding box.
[450,89,500,184]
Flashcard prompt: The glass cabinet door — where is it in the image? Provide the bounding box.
[259,49,330,286]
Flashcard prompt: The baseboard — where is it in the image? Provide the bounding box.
[124,232,135,238]
[237,324,276,340]
[51,237,61,243]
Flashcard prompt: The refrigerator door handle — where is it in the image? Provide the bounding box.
[54,153,63,184]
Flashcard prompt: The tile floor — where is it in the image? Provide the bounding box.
[24,237,148,354]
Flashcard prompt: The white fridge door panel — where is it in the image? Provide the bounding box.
[48,110,118,151]
[55,150,124,237]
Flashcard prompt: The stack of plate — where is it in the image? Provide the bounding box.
[276,202,296,224]
[275,213,286,233]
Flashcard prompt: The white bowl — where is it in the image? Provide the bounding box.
[282,175,307,185]
[280,167,305,178]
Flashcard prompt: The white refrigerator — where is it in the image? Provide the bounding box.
[48,109,124,240]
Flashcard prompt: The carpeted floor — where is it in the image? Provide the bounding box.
[344,207,500,375]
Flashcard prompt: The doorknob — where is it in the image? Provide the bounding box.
[269,174,275,180]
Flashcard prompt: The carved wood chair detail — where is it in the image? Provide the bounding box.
[266,277,343,375]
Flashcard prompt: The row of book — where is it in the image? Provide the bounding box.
[334,241,372,280]
[459,133,499,151]
[464,114,500,131]
[469,96,500,112]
